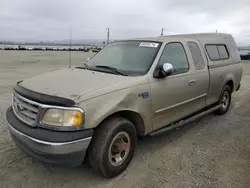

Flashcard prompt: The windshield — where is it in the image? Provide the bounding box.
[87,41,161,76]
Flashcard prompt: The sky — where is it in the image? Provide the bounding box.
[1,0,250,45]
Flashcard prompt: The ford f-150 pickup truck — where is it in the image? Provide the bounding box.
[6,33,242,178]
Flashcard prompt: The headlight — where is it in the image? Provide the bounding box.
[41,108,83,127]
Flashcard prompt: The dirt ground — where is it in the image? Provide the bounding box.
[0,51,250,188]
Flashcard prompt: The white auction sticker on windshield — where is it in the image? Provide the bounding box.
[139,42,159,48]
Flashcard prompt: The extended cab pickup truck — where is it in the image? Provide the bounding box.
[6,33,242,178]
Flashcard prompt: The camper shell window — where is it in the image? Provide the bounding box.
[205,44,229,61]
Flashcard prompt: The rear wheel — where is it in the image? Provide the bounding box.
[215,85,232,115]
[87,117,137,178]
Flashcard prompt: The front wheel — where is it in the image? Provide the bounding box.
[215,85,232,115]
[87,117,137,178]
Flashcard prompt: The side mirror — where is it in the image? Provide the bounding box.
[162,63,173,76]
[154,63,173,78]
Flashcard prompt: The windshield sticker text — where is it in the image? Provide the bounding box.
[139,42,159,48]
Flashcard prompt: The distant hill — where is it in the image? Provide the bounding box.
[0,38,106,46]
[238,46,250,50]
[51,39,105,45]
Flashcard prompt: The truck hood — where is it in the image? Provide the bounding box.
[18,68,133,101]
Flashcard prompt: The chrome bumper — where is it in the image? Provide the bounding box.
[8,124,92,155]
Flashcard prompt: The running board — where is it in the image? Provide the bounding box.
[149,104,222,136]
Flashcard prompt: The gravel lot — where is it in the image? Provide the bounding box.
[0,51,250,188]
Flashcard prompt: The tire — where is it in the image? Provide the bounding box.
[87,117,137,178]
[215,85,232,115]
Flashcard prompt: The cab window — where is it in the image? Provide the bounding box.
[188,41,205,70]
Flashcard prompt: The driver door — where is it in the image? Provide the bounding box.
[150,40,207,130]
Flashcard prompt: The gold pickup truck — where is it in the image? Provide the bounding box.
[6,33,242,178]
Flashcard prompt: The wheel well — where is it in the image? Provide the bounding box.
[226,80,234,91]
[102,111,145,136]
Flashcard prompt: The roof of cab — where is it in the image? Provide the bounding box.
[128,33,233,42]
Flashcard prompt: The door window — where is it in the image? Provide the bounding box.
[158,42,189,75]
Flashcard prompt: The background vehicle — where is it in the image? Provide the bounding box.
[83,47,90,52]
[91,47,102,52]
[6,33,242,178]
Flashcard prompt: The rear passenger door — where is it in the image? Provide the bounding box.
[187,40,210,105]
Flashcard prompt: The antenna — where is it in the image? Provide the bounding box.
[69,25,72,68]
[106,28,110,45]
[160,28,164,36]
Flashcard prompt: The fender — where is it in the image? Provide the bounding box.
[79,85,153,135]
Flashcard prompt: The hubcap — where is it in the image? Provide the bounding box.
[109,131,131,167]
[221,91,230,110]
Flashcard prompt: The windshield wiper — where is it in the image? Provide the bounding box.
[95,65,128,76]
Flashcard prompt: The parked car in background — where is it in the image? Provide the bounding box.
[92,47,102,53]
[6,33,242,178]
[4,47,15,50]
[18,46,27,50]
[33,47,42,51]
[83,47,90,52]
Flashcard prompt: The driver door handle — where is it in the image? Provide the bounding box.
[188,79,196,86]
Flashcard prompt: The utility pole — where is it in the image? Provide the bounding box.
[106,28,110,45]
[69,25,72,68]
[160,28,164,36]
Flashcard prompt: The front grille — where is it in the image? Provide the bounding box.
[12,92,39,127]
